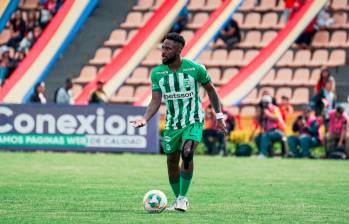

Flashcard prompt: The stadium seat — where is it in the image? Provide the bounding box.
[274,68,292,86]
[233,13,244,25]
[290,88,309,105]
[226,106,239,116]
[331,0,349,10]
[73,66,97,84]
[293,50,311,66]
[126,67,149,84]
[152,0,165,9]
[291,68,310,86]
[134,85,149,101]
[239,0,255,11]
[255,0,277,11]
[243,50,259,65]
[260,13,279,29]
[133,0,154,11]
[309,68,321,85]
[276,50,293,67]
[121,12,143,28]
[242,13,261,29]
[187,13,208,29]
[203,0,221,10]
[104,29,127,47]
[260,69,275,86]
[309,49,329,66]
[110,86,135,103]
[275,87,292,103]
[241,89,258,104]
[208,49,228,66]
[258,31,277,47]
[221,68,238,84]
[141,12,153,26]
[312,31,330,47]
[188,0,205,11]
[0,29,11,45]
[327,50,346,66]
[239,31,261,48]
[331,12,348,28]
[226,50,244,66]
[125,30,138,45]
[240,106,256,116]
[142,49,161,66]
[181,31,194,42]
[197,51,212,65]
[208,68,222,85]
[328,31,347,47]
[71,84,82,98]
[89,48,112,65]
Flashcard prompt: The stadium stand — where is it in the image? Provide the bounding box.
[70,0,348,120]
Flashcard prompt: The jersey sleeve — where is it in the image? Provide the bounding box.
[196,63,211,85]
[150,69,161,92]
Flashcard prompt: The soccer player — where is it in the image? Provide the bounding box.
[130,33,226,212]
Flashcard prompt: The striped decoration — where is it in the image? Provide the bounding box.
[0,0,19,32]
[208,0,328,106]
[0,0,98,103]
[134,0,243,106]
[74,0,189,105]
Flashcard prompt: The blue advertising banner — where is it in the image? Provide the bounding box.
[0,104,159,153]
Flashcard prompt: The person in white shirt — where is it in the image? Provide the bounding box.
[55,78,73,104]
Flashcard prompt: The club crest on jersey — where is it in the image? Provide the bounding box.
[184,78,191,88]
[163,136,171,142]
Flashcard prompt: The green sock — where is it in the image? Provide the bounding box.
[179,171,193,197]
[169,177,180,197]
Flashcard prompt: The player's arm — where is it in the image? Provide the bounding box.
[202,81,227,134]
[130,91,162,128]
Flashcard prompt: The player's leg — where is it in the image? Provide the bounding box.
[175,123,203,212]
[167,151,181,198]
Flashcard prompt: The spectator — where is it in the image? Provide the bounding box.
[314,67,335,95]
[7,11,26,48]
[89,80,108,103]
[218,18,241,50]
[55,78,73,104]
[287,107,321,158]
[325,105,349,158]
[316,3,334,29]
[170,5,189,34]
[312,79,336,119]
[29,81,47,103]
[202,105,227,156]
[278,95,294,122]
[254,95,287,158]
[283,0,295,23]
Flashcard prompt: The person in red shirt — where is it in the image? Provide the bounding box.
[325,105,349,157]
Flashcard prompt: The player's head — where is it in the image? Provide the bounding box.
[65,78,73,89]
[162,32,185,65]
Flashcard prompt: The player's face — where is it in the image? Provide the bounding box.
[161,39,181,65]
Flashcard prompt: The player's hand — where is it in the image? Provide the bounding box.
[130,118,147,128]
[216,119,228,135]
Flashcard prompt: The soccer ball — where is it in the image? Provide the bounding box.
[143,190,167,213]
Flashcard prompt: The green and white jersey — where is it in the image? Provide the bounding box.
[151,58,211,130]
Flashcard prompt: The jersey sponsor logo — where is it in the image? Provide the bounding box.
[183,67,195,72]
[163,91,194,100]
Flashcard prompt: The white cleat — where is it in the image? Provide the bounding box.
[175,196,189,212]
[166,198,177,211]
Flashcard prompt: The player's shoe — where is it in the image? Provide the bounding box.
[175,196,189,212]
[166,197,177,211]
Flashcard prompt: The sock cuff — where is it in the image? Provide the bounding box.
[180,171,193,180]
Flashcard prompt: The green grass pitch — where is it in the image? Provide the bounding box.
[0,151,349,224]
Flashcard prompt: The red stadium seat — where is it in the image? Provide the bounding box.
[276,50,293,67]
[290,88,309,105]
[73,66,97,84]
[126,67,149,84]
[239,31,261,48]
[312,31,330,47]
[309,49,329,66]
[187,13,208,29]
[327,50,346,66]
[260,13,279,29]
[258,31,277,47]
[240,106,256,116]
[110,86,135,103]
[274,68,292,86]
[328,31,347,47]
[104,29,127,47]
[89,48,112,65]
[121,12,143,28]
[242,13,261,29]
[260,69,276,86]
[241,89,258,104]
[275,87,292,104]
[291,68,310,86]
[293,50,311,66]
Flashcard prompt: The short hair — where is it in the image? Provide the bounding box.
[65,78,72,84]
[164,32,185,47]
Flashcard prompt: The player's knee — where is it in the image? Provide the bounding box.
[181,140,194,169]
